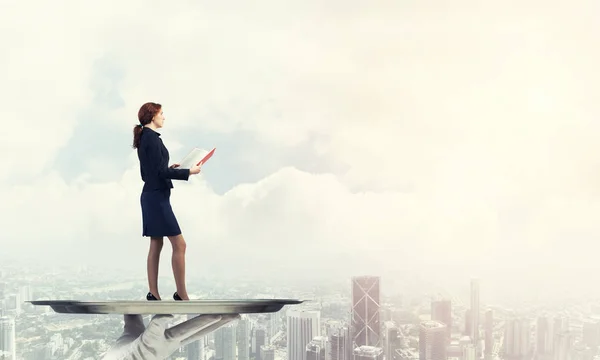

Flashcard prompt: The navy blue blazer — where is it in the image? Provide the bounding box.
[137,127,190,192]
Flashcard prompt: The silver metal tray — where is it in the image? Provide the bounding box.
[29,299,303,315]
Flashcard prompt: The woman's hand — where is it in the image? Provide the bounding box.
[169,163,180,169]
[190,164,202,175]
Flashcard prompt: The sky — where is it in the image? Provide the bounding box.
[1,0,600,299]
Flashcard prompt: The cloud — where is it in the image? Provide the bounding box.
[0,159,597,289]
[1,0,600,298]
[0,2,98,180]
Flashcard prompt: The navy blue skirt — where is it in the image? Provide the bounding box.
[140,189,182,237]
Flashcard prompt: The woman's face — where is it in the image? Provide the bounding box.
[152,109,165,128]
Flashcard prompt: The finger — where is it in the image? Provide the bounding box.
[165,314,222,342]
[144,314,174,338]
[180,314,241,347]
[150,314,174,327]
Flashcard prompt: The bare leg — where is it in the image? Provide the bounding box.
[168,234,188,300]
[147,237,164,299]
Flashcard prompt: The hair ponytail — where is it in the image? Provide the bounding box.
[132,102,162,149]
[132,125,144,149]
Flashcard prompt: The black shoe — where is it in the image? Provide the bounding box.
[173,292,183,301]
[147,292,159,301]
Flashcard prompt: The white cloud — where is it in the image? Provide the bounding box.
[1,0,600,297]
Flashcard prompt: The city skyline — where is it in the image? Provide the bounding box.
[2,268,600,360]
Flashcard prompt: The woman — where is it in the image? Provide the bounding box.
[132,102,202,301]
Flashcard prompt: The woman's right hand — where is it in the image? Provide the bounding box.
[189,164,202,175]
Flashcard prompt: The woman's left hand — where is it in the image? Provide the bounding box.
[169,163,180,169]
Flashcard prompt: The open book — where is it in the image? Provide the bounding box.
[178,147,216,169]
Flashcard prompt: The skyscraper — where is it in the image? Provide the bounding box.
[470,279,480,344]
[261,345,276,360]
[215,324,237,360]
[352,276,381,348]
[485,310,494,358]
[504,317,530,360]
[551,317,569,355]
[431,300,452,340]
[237,318,250,360]
[464,344,476,360]
[582,319,600,349]
[0,316,16,360]
[464,309,472,337]
[252,327,267,360]
[268,312,280,342]
[186,314,205,360]
[536,316,551,359]
[419,321,447,360]
[329,325,351,360]
[383,321,400,360]
[553,331,573,360]
[187,337,205,360]
[287,310,321,360]
[306,336,328,360]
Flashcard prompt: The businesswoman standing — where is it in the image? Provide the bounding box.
[133,102,202,301]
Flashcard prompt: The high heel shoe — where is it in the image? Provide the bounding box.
[173,292,183,301]
[146,292,159,301]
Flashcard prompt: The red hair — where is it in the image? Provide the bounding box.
[132,102,162,149]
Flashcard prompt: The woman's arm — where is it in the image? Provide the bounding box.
[141,136,190,181]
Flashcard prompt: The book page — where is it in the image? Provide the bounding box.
[178,148,208,169]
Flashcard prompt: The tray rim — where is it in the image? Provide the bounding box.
[29,299,305,305]
[28,299,305,315]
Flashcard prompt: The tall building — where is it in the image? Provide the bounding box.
[187,337,205,360]
[485,310,494,357]
[419,321,447,360]
[0,316,16,360]
[269,312,280,342]
[237,318,250,360]
[464,344,476,360]
[470,279,480,344]
[186,314,205,360]
[6,294,20,314]
[352,276,381,348]
[582,319,600,349]
[551,317,569,355]
[536,316,552,358]
[252,327,267,360]
[553,318,569,334]
[553,331,573,360]
[306,336,328,360]
[329,325,351,360]
[215,324,237,360]
[19,285,32,302]
[431,300,452,340]
[261,345,276,360]
[504,317,530,360]
[383,321,400,360]
[288,310,321,360]
[464,309,472,337]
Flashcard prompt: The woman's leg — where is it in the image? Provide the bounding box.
[147,237,164,299]
[167,234,188,300]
